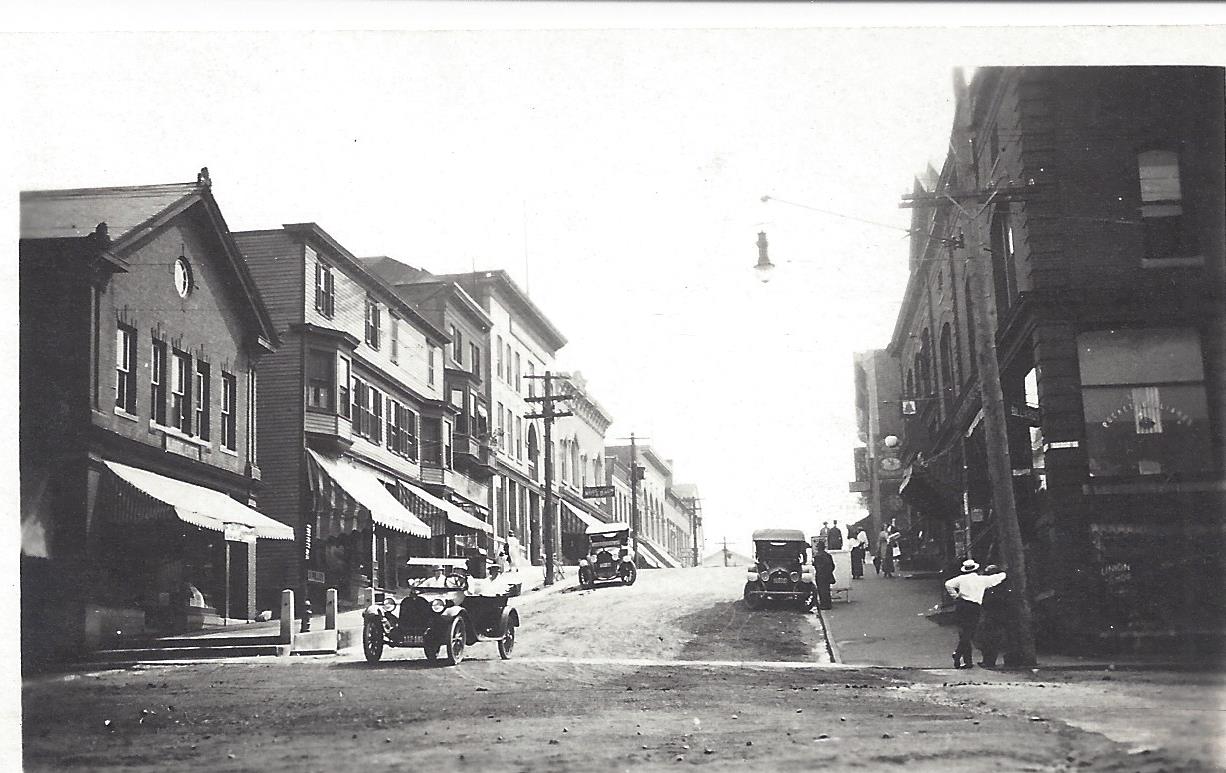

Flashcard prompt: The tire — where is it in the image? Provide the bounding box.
[578,567,593,590]
[362,619,384,663]
[423,644,440,661]
[743,583,762,610]
[621,563,637,586]
[800,585,817,611]
[443,616,466,666]
[498,624,516,660]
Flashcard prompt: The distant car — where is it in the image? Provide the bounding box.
[362,557,519,665]
[743,528,816,610]
[577,522,637,589]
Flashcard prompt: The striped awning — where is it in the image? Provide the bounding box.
[101,460,295,541]
[306,450,431,538]
[561,500,605,530]
[401,480,493,534]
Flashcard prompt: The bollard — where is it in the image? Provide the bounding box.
[280,589,295,646]
[300,597,312,633]
[325,588,338,630]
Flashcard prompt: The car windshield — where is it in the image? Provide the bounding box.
[755,542,807,564]
[408,570,467,589]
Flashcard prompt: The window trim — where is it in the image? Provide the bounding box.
[195,360,211,441]
[314,260,335,318]
[221,371,237,451]
[115,324,137,414]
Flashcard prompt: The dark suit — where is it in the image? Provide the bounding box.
[813,551,835,610]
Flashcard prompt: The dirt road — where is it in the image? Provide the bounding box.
[21,568,1223,771]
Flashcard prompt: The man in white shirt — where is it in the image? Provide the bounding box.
[944,560,1006,668]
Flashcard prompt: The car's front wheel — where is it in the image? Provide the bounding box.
[621,563,637,586]
[498,623,516,660]
[578,567,594,589]
[444,616,466,666]
[362,619,384,663]
[743,583,762,610]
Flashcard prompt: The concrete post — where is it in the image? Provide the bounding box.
[325,588,337,630]
[279,589,295,646]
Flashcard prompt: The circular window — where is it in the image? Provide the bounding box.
[174,256,193,298]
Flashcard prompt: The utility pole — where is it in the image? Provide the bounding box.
[900,193,1038,668]
[524,371,572,586]
[722,537,729,567]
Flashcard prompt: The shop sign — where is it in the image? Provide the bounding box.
[583,485,615,499]
[223,523,255,543]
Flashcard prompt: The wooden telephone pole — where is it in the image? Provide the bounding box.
[615,433,648,560]
[901,187,1038,667]
[524,371,572,586]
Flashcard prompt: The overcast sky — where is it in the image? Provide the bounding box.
[6,10,1226,555]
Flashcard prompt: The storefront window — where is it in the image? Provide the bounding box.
[1078,328,1211,477]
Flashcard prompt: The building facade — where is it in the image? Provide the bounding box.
[849,350,909,557]
[20,171,289,661]
[234,224,492,614]
[554,372,615,558]
[440,271,568,568]
[888,66,1225,652]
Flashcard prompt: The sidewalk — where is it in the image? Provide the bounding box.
[817,570,1223,672]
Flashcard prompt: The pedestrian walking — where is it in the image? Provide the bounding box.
[850,532,865,579]
[974,565,1012,667]
[944,560,1006,669]
[817,521,830,544]
[827,520,844,550]
[877,525,900,578]
[813,541,835,610]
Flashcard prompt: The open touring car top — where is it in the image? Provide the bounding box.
[585,521,631,537]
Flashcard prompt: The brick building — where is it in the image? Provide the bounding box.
[889,67,1225,652]
[20,171,290,661]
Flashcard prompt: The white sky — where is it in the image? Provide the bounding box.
[5,10,1226,564]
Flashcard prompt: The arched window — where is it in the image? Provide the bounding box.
[527,424,539,477]
[965,277,979,381]
[940,322,955,389]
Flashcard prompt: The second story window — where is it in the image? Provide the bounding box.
[221,371,237,451]
[365,297,381,350]
[528,361,535,397]
[337,355,351,419]
[470,342,481,379]
[1138,149,1191,259]
[307,350,334,411]
[195,360,211,441]
[150,339,167,425]
[370,385,384,445]
[170,351,193,434]
[386,396,400,452]
[427,346,437,386]
[496,335,504,379]
[450,325,463,363]
[402,406,419,461]
[115,325,136,414]
[352,378,369,436]
[315,261,335,318]
[514,351,522,393]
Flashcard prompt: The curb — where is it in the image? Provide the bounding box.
[814,607,842,665]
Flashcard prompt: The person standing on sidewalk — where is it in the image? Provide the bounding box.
[944,560,1006,669]
[877,525,900,578]
[850,528,866,579]
[827,521,844,550]
[813,541,835,610]
[974,564,1012,667]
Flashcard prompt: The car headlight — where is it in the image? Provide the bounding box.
[758,572,770,582]
[430,598,447,613]
[382,596,398,612]
[789,571,800,583]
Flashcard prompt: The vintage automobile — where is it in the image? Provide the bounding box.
[577,522,637,589]
[362,557,519,665]
[743,528,817,610]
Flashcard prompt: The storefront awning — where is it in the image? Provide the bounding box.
[400,479,494,534]
[306,450,431,538]
[102,460,295,541]
[561,500,605,530]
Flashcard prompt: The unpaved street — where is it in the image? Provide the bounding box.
[22,568,1224,772]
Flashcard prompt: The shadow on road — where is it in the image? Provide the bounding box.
[675,599,822,662]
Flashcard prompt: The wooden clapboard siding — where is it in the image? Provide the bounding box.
[233,230,304,328]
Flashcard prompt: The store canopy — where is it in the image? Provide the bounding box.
[306,450,431,538]
[561,500,606,530]
[102,460,295,541]
[400,480,494,534]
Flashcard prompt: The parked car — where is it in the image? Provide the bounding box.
[743,528,816,610]
[362,557,519,665]
[577,522,637,589]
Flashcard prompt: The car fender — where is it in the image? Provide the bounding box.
[362,606,385,621]
[501,606,520,632]
[578,558,590,568]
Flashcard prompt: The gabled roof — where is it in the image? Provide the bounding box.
[20,181,199,243]
[20,170,279,350]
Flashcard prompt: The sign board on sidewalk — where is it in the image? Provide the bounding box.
[583,485,615,499]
